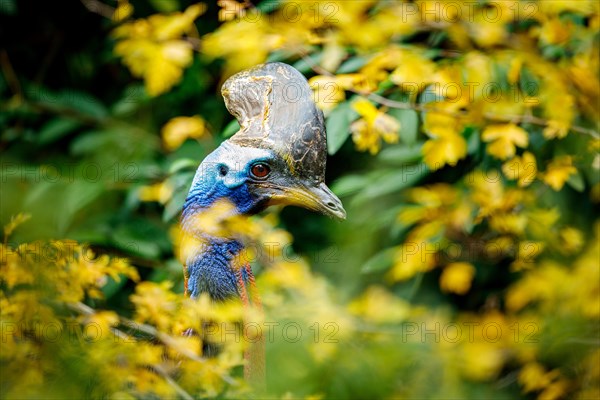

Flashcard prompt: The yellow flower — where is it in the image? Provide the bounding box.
[543,119,570,139]
[350,99,400,154]
[138,181,173,204]
[348,286,410,324]
[460,342,505,381]
[469,20,507,48]
[112,4,205,96]
[389,50,436,94]
[83,311,120,339]
[131,281,178,331]
[161,115,209,151]
[542,156,577,191]
[202,17,281,77]
[519,363,555,393]
[537,18,572,45]
[439,262,475,295]
[482,124,529,160]
[3,213,31,239]
[559,227,584,254]
[308,76,346,111]
[502,152,537,187]
[511,241,545,271]
[507,57,523,84]
[422,127,467,170]
[388,243,437,282]
[217,0,248,21]
[112,0,133,22]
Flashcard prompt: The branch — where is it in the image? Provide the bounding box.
[299,52,600,139]
[0,50,22,101]
[80,0,115,19]
[153,365,195,400]
[67,302,238,387]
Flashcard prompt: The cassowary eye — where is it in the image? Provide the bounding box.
[250,163,270,179]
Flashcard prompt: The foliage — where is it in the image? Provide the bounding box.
[1,1,599,399]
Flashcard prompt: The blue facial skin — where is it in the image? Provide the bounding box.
[182,143,273,301]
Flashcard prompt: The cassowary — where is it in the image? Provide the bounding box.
[180,62,345,386]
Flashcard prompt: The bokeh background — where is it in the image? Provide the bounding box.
[1,1,599,399]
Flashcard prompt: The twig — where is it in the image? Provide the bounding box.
[0,50,22,101]
[80,0,115,19]
[299,52,600,139]
[67,302,238,386]
[153,365,195,400]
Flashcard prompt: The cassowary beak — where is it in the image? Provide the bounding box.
[269,182,346,220]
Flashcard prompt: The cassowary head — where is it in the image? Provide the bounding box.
[183,62,345,221]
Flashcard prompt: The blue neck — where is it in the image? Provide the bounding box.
[185,239,244,300]
[182,177,254,301]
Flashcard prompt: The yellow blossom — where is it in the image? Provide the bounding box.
[350,99,400,154]
[389,51,436,94]
[217,0,249,21]
[482,124,529,160]
[138,181,173,204]
[388,243,437,282]
[541,156,577,191]
[469,20,507,48]
[502,152,537,187]
[559,227,584,254]
[519,362,556,393]
[308,75,346,111]
[130,281,178,331]
[112,0,133,22]
[511,241,545,271]
[3,212,30,239]
[507,57,523,84]
[537,18,572,45]
[83,311,120,339]
[543,120,570,139]
[161,115,209,151]
[112,4,205,96]
[202,17,281,77]
[460,342,505,381]
[422,127,467,170]
[348,286,410,323]
[439,262,476,295]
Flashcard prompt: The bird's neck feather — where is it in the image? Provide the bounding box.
[181,176,251,300]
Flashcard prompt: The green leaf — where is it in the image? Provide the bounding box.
[56,90,108,119]
[519,67,539,97]
[361,247,397,273]
[38,118,80,145]
[101,276,128,299]
[331,174,369,197]
[377,143,423,165]
[337,57,368,74]
[163,188,188,222]
[567,170,585,192]
[222,119,240,138]
[256,0,281,13]
[398,110,419,144]
[465,126,481,155]
[326,101,356,155]
[168,158,198,174]
[149,0,180,12]
[352,164,429,205]
[0,0,16,15]
[112,84,148,116]
[389,109,419,144]
[292,52,323,75]
[59,180,105,234]
[111,219,166,259]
